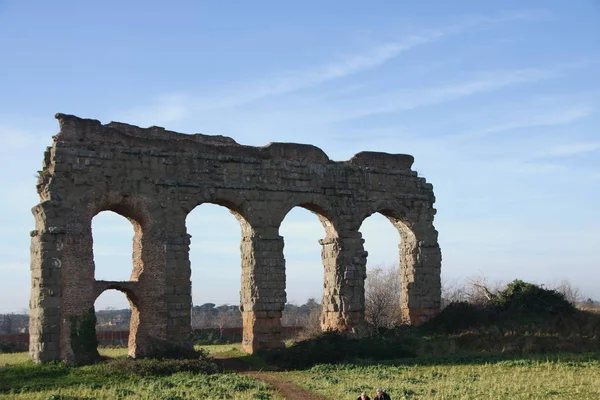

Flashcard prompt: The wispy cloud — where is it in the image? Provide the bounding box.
[214,64,578,138]
[122,33,442,124]
[119,12,549,126]
[330,67,565,122]
[504,161,568,175]
[453,104,593,139]
[533,141,600,158]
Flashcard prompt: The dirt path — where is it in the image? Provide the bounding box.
[212,354,325,400]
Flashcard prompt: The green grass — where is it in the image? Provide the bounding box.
[0,367,282,399]
[0,345,283,400]
[0,351,29,365]
[0,348,132,365]
[0,344,244,365]
[276,352,600,399]
[4,344,600,399]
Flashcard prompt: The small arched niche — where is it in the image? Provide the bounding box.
[93,288,137,357]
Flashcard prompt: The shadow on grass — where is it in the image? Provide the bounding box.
[217,327,600,371]
[0,354,218,395]
[0,360,129,395]
[238,330,418,371]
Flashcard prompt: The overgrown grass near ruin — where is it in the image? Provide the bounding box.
[0,366,281,399]
[0,345,243,366]
[0,345,281,400]
[276,353,600,399]
[3,349,599,399]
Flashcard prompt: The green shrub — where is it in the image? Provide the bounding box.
[493,280,575,315]
[424,280,582,335]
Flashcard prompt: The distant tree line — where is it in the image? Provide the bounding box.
[191,298,321,331]
[1,270,597,335]
[0,313,29,334]
[95,308,132,331]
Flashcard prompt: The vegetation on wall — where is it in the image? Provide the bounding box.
[69,308,101,365]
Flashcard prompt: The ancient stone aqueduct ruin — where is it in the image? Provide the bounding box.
[29,113,442,364]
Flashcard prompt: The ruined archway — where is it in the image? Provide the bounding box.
[359,212,403,328]
[92,211,138,283]
[94,289,135,357]
[187,203,244,331]
[358,205,441,326]
[29,114,441,363]
[279,205,337,331]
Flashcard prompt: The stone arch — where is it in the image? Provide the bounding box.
[277,202,340,333]
[181,193,255,238]
[55,192,165,363]
[92,285,140,357]
[185,200,250,330]
[172,197,255,348]
[91,211,138,282]
[85,191,161,282]
[277,202,339,239]
[357,201,441,325]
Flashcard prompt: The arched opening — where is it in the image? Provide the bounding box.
[92,210,139,286]
[359,211,410,328]
[279,205,336,330]
[94,289,135,357]
[186,203,245,338]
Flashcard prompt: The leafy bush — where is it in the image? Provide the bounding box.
[493,280,575,315]
[423,280,583,335]
[190,329,232,345]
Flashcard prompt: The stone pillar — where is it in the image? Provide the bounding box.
[29,202,104,365]
[163,213,193,349]
[240,225,285,353]
[29,202,64,363]
[129,223,169,357]
[320,231,367,331]
[394,217,441,325]
[59,226,99,365]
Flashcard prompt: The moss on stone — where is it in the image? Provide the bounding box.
[69,307,100,365]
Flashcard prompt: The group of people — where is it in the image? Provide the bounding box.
[357,388,391,400]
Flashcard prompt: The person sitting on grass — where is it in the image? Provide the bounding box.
[357,392,371,400]
[374,388,391,400]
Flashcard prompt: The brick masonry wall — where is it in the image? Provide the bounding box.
[29,113,441,363]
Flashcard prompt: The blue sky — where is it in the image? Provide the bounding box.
[0,1,599,312]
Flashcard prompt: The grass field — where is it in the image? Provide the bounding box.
[277,353,600,399]
[0,344,243,366]
[0,345,281,400]
[2,346,600,399]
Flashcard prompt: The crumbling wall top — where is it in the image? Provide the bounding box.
[54,113,415,170]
